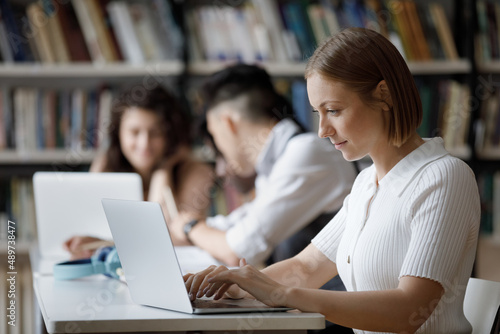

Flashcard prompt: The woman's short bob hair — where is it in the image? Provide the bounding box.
[305,27,422,147]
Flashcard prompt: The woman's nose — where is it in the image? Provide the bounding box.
[317,114,335,139]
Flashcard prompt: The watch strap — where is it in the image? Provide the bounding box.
[183,219,200,242]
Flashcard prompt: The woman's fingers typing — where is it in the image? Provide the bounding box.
[184,259,248,301]
[184,265,230,301]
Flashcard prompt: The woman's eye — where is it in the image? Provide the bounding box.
[327,109,338,115]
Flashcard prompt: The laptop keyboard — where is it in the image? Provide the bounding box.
[192,299,242,309]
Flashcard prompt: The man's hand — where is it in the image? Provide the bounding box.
[170,212,202,245]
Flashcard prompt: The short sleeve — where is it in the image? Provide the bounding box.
[399,159,480,286]
[311,194,350,263]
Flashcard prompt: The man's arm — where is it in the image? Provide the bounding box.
[187,221,240,266]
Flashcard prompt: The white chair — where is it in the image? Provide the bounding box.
[464,278,500,334]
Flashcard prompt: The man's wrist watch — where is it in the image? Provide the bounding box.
[183,219,200,243]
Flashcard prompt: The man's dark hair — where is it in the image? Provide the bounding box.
[200,64,298,125]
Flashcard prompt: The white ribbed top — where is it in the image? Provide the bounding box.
[312,138,480,334]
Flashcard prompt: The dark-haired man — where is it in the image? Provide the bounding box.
[171,64,356,268]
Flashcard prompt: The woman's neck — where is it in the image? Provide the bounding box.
[370,133,425,184]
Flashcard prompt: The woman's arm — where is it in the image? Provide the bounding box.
[89,153,107,172]
[262,243,338,289]
[185,244,337,300]
[209,263,443,334]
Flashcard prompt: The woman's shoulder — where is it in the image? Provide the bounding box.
[424,154,475,180]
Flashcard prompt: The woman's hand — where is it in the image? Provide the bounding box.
[207,262,289,307]
[184,259,289,307]
[184,259,248,301]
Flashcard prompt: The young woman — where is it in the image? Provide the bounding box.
[64,85,214,259]
[184,28,480,334]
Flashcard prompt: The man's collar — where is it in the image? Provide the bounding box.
[255,119,302,176]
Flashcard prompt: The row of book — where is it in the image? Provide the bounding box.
[0,178,36,243]
[185,0,459,63]
[0,86,115,152]
[415,78,471,152]
[0,0,183,64]
[478,172,500,239]
[0,78,472,155]
[476,0,500,62]
[0,79,315,153]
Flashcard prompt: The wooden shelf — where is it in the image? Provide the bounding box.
[187,61,307,77]
[0,150,96,164]
[477,61,500,73]
[447,145,472,160]
[476,147,500,160]
[0,61,184,78]
[0,59,471,79]
[406,59,471,75]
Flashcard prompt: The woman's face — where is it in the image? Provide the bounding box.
[307,73,388,161]
[119,107,167,173]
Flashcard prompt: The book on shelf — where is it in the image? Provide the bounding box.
[107,1,144,64]
[0,0,182,65]
[307,5,329,47]
[71,0,108,64]
[477,88,500,153]
[428,2,459,60]
[0,7,13,63]
[414,78,471,153]
[416,3,445,60]
[478,172,500,240]
[26,2,56,64]
[0,178,36,243]
[43,0,71,63]
[0,0,36,62]
[85,0,120,63]
[184,0,459,64]
[56,0,91,62]
[475,0,500,62]
[0,86,117,153]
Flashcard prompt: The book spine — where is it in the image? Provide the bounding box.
[71,0,106,64]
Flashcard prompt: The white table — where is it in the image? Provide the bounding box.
[34,275,325,333]
[32,246,325,333]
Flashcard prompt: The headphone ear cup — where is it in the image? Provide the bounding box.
[92,246,113,262]
[104,247,122,279]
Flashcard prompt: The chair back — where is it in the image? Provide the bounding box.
[464,278,500,334]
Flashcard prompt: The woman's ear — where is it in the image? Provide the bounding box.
[377,80,393,111]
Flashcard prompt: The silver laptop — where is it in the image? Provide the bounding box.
[33,172,142,259]
[101,198,292,314]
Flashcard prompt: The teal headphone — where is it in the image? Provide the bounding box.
[53,246,122,280]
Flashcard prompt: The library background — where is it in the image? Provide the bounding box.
[0,0,499,332]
